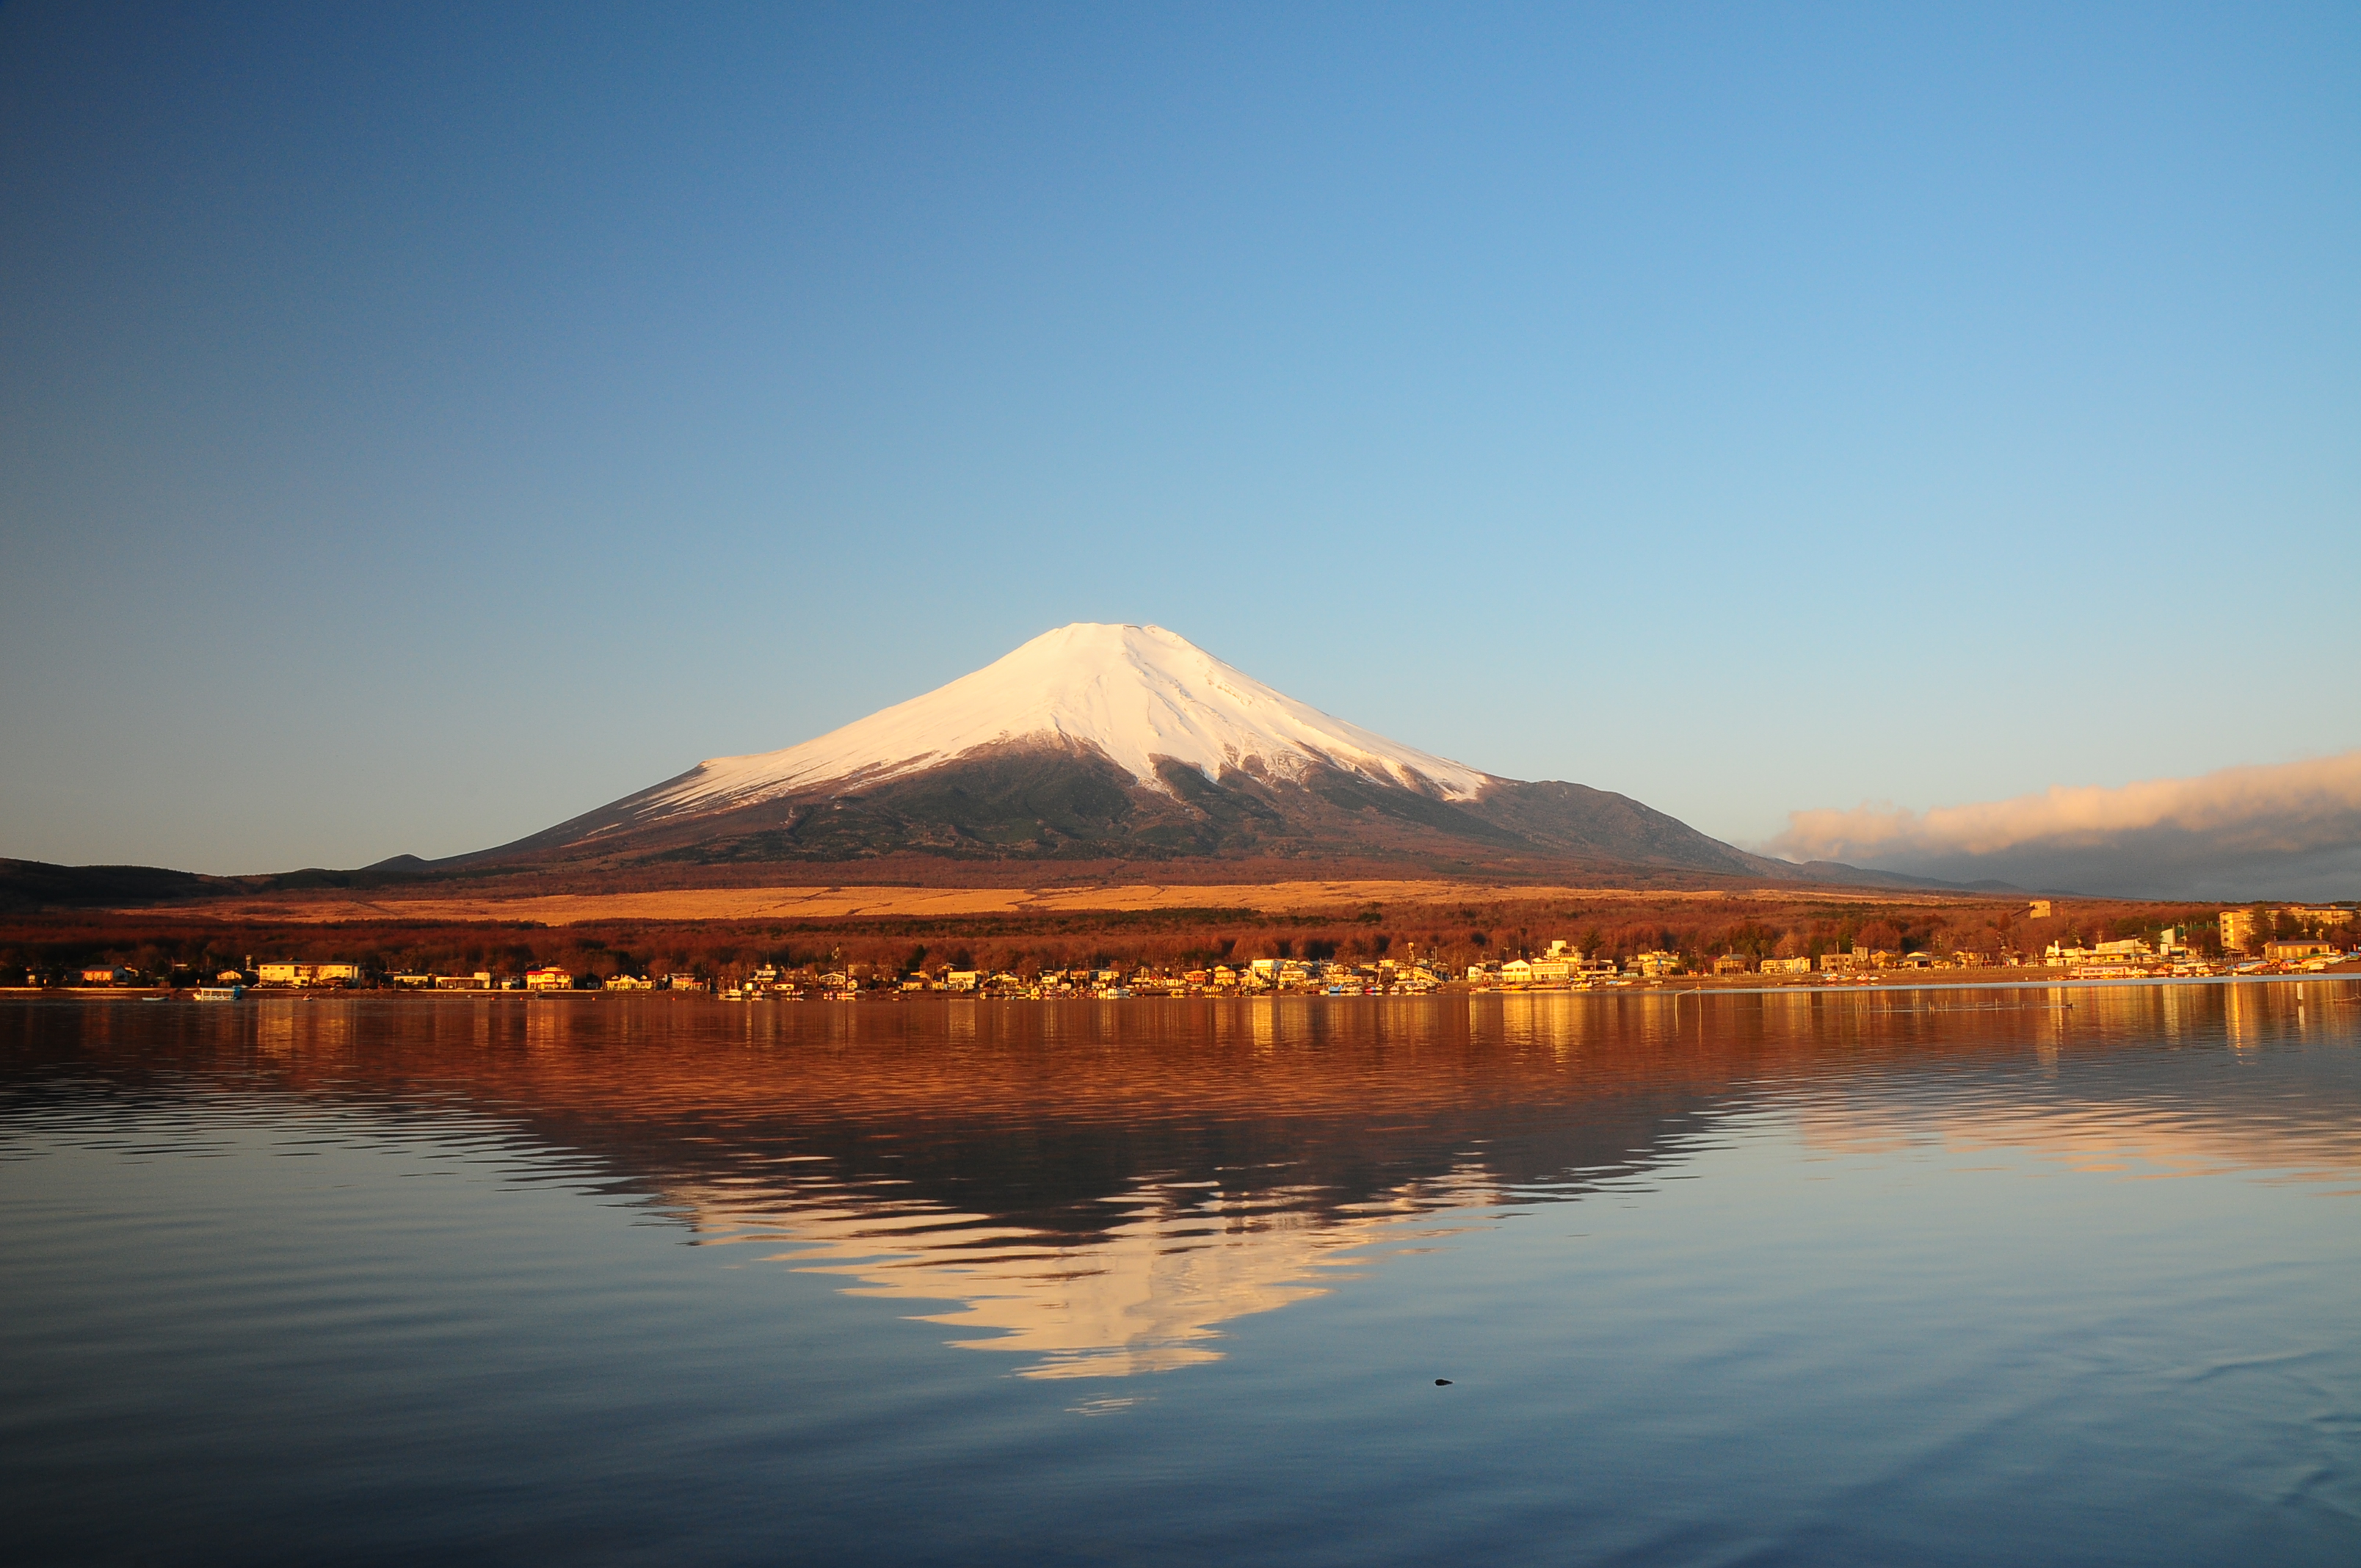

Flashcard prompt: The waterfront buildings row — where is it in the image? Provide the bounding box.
[18,906,2356,993]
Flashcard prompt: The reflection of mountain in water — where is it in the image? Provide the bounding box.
[14,981,2361,1377]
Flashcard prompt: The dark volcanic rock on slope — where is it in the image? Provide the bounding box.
[451,736,1815,883]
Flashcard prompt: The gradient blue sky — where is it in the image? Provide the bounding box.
[3,2,2355,876]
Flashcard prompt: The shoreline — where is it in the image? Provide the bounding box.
[7,970,2354,1003]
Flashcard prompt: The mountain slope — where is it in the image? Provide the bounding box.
[451,623,1861,884]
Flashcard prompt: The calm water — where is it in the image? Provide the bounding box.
[4,983,2358,1565]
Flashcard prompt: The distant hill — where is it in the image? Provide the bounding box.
[0,859,233,913]
[0,854,436,914]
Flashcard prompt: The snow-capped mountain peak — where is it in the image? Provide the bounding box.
[651,623,1493,816]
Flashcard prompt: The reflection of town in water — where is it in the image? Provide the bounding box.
[21,979,2361,1377]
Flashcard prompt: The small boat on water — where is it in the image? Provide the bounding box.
[195,985,244,1001]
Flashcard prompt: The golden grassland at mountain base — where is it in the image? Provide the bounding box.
[159,877,1965,927]
[0,852,1920,921]
[0,885,2273,989]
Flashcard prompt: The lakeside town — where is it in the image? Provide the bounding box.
[16,901,2357,1000]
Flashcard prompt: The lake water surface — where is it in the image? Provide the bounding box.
[4,983,2359,1564]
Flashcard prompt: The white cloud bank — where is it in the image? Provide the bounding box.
[1763,752,2361,900]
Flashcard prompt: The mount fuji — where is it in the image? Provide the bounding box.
[454,623,1839,884]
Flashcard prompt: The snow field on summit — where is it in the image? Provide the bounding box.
[651,624,1495,816]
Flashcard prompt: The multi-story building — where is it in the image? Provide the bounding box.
[2283,907,2356,937]
[2224,907,2354,955]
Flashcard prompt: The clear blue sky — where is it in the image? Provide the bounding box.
[3,2,2354,874]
